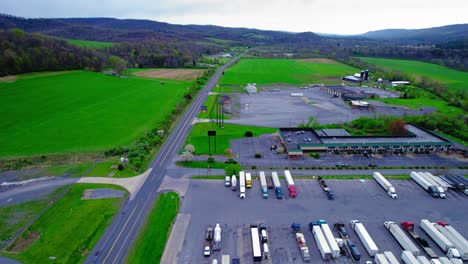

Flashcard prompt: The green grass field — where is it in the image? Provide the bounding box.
[3,184,127,264]
[220,58,357,85]
[358,57,468,92]
[63,38,114,48]
[373,97,463,117]
[185,123,277,155]
[126,192,180,264]
[85,161,136,177]
[0,71,188,157]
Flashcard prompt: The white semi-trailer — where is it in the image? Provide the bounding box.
[434,223,468,261]
[313,220,340,259]
[384,221,420,255]
[411,171,440,198]
[416,255,431,264]
[250,225,262,262]
[259,171,268,199]
[213,223,222,250]
[383,251,400,264]
[239,171,246,199]
[375,253,390,264]
[419,172,446,198]
[271,172,283,199]
[311,224,332,260]
[231,175,237,191]
[401,250,419,264]
[420,219,461,259]
[350,220,379,257]
[373,172,397,198]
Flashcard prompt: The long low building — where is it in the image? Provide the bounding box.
[278,124,453,158]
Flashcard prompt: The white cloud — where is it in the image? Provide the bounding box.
[1,0,467,34]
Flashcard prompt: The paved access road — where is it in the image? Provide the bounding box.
[85,56,243,264]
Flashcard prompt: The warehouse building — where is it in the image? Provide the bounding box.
[278,124,453,158]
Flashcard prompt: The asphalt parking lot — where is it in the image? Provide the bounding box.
[225,88,433,127]
[175,177,468,264]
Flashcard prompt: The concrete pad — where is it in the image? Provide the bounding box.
[77,168,151,200]
[158,176,190,197]
[160,214,191,264]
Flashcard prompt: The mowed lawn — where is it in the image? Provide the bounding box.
[2,184,127,264]
[185,123,277,155]
[358,57,468,92]
[0,71,188,156]
[125,192,180,264]
[220,58,357,85]
[63,38,114,48]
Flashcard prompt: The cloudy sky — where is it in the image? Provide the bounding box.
[1,0,467,34]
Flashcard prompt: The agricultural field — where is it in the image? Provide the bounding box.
[2,184,127,264]
[0,71,189,157]
[374,97,463,117]
[185,123,276,155]
[126,192,180,264]
[358,57,468,92]
[63,38,114,48]
[132,68,205,81]
[220,58,357,85]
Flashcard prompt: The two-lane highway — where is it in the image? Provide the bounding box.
[85,55,242,264]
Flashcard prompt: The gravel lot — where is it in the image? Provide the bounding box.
[176,178,468,264]
[226,88,434,127]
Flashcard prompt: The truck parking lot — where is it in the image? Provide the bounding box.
[175,176,467,264]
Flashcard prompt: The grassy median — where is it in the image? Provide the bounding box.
[125,192,180,264]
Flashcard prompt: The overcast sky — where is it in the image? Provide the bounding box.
[1,0,467,34]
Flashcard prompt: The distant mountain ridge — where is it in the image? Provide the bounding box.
[360,24,468,42]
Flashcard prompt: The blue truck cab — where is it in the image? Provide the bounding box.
[275,187,283,199]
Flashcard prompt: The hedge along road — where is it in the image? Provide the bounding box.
[85,53,244,264]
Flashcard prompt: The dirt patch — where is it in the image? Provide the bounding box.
[0,76,17,83]
[81,188,125,200]
[297,58,339,64]
[134,69,205,81]
[7,231,40,252]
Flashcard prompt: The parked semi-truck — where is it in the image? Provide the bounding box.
[245,172,252,188]
[419,172,446,198]
[239,171,246,199]
[383,251,400,264]
[266,174,274,189]
[401,250,419,264]
[435,222,468,260]
[311,222,332,260]
[441,175,467,194]
[317,176,334,200]
[420,219,461,259]
[426,173,450,191]
[346,239,362,261]
[271,172,283,199]
[259,171,268,199]
[375,253,390,264]
[231,175,237,191]
[311,220,340,259]
[350,220,379,257]
[250,225,262,262]
[259,224,270,259]
[213,223,222,251]
[284,170,297,198]
[410,171,440,198]
[373,172,397,198]
[384,221,420,255]
[291,223,311,262]
[400,221,438,259]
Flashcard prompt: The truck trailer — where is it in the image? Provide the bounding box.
[271,172,283,199]
[410,171,440,198]
[284,170,297,198]
[384,221,420,255]
[383,251,400,264]
[312,220,340,259]
[350,220,379,257]
[213,223,222,251]
[231,175,237,191]
[373,172,397,199]
[401,251,419,264]
[420,219,461,259]
[239,171,246,199]
[295,232,311,262]
[435,222,468,260]
[416,256,431,264]
[250,225,262,262]
[311,224,332,260]
[419,172,446,198]
[259,171,268,199]
[400,221,438,259]
[317,176,334,200]
[375,253,390,264]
